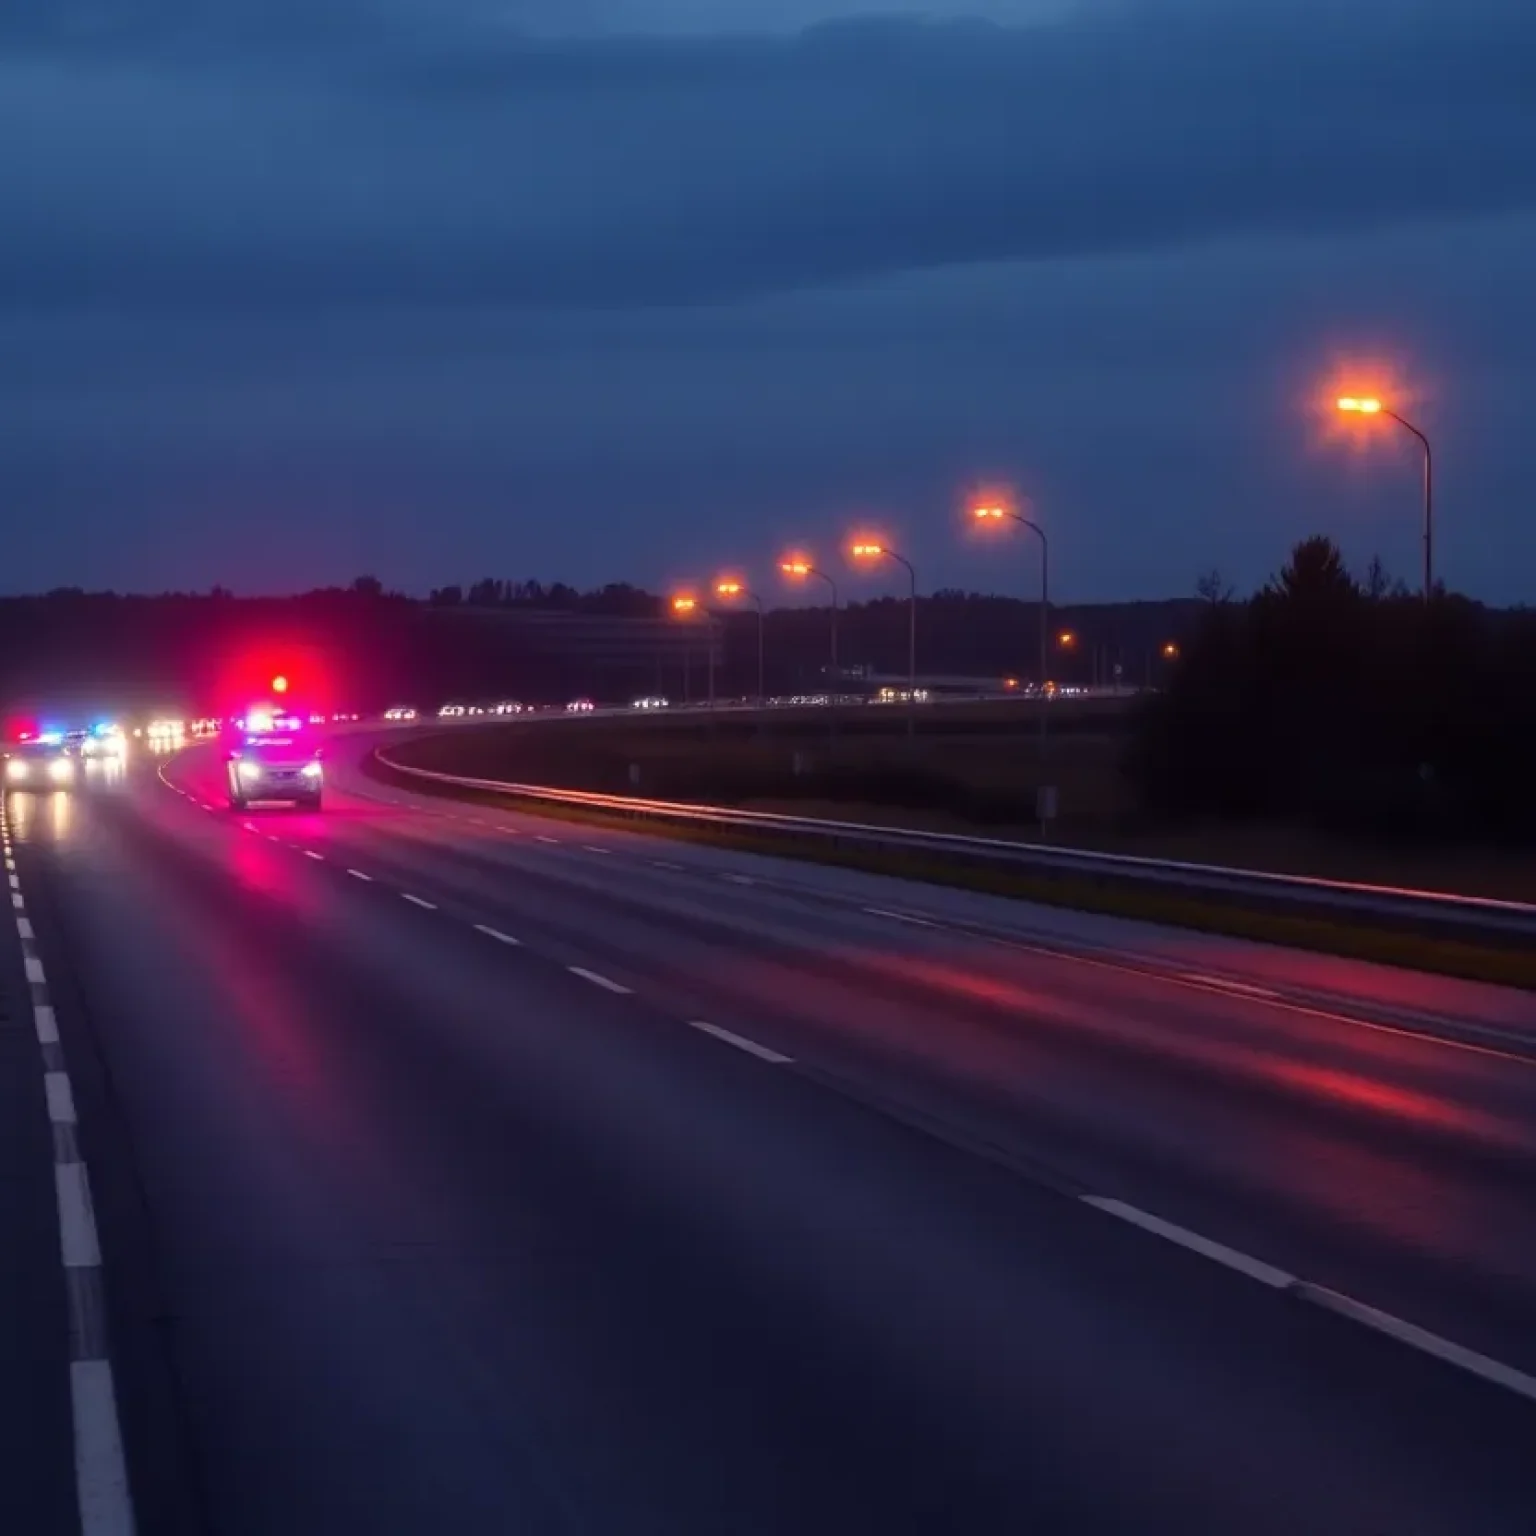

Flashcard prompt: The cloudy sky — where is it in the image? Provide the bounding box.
[3,0,1535,603]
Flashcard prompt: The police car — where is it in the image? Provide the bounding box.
[225,708,324,811]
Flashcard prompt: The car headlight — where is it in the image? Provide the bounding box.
[236,760,262,782]
[6,758,28,781]
[48,758,73,783]
[300,760,323,780]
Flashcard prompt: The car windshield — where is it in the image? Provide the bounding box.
[13,740,67,757]
[240,735,308,757]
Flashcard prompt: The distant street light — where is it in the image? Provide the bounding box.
[1337,395,1434,601]
[1161,641,1179,660]
[850,540,918,737]
[714,579,766,703]
[779,558,839,700]
[973,503,1051,746]
[671,593,715,709]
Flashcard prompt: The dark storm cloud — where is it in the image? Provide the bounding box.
[3,0,1535,308]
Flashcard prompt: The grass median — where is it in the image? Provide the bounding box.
[363,743,1536,993]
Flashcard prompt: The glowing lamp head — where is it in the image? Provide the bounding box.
[1337,396,1383,415]
[271,675,289,694]
[781,559,811,578]
[715,581,742,598]
[1058,630,1077,647]
[671,595,697,615]
[972,504,1006,520]
[851,542,884,559]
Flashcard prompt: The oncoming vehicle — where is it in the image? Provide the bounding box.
[4,736,78,791]
[225,710,324,811]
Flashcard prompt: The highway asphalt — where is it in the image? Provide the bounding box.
[3,731,1535,1534]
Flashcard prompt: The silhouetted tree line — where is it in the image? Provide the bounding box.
[0,574,1206,711]
[1129,538,1536,844]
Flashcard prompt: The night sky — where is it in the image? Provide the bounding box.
[4,1,1535,604]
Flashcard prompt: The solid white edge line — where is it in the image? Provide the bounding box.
[44,1071,77,1124]
[17,914,34,939]
[1079,1196,1295,1289]
[347,869,373,881]
[1180,972,1280,999]
[303,850,325,861]
[401,893,437,910]
[34,1003,59,1043]
[1298,1284,1536,1404]
[25,954,46,983]
[56,1162,103,1269]
[864,906,938,927]
[687,1021,793,1064]
[473,924,522,946]
[567,966,632,995]
[71,1358,136,1536]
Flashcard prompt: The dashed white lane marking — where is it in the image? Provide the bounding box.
[303,850,325,861]
[56,1162,103,1270]
[583,845,612,855]
[17,915,34,940]
[11,892,24,910]
[8,872,19,889]
[347,869,373,882]
[401,893,437,910]
[45,1071,77,1124]
[567,966,632,995]
[651,860,684,871]
[25,954,46,984]
[1079,1196,1296,1289]
[71,1358,135,1536]
[687,1021,794,1064]
[1296,1284,1536,1404]
[474,924,522,946]
[535,835,561,845]
[1180,972,1281,1000]
[864,906,938,927]
[723,873,756,886]
[4,855,14,869]
[34,1003,59,1044]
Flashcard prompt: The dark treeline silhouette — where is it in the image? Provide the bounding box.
[0,575,1202,712]
[1130,538,1536,845]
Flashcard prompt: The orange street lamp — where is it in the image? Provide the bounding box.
[851,538,918,735]
[715,578,766,702]
[780,556,839,699]
[1057,630,1077,648]
[1337,395,1433,601]
[973,501,1050,744]
[671,594,714,708]
[1161,641,1179,660]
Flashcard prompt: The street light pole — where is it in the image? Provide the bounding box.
[973,506,1049,746]
[715,581,766,702]
[850,542,918,737]
[780,559,838,734]
[1337,397,1435,602]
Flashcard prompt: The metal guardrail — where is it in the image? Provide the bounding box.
[373,745,1536,941]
